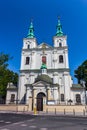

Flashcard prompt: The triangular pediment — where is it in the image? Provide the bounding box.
[37,43,53,49]
[32,80,50,87]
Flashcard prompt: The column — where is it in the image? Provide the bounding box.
[33,89,37,109]
[47,88,50,100]
[28,97,32,111]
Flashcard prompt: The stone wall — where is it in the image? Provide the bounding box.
[0,105,28,112]
[0,104,86,113]
[44,105,86,112]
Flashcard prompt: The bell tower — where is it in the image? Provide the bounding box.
[20,20,37,70]
[53,17,69,68]
[53,17,67,48]
[23,20,37,49]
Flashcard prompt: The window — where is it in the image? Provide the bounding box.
[42,56,46,64]
[26,57,30,64]
[59,55,63,63]
[61,94,64,101]
[30,30,32,33]
[59,42,62,47]
[76,94,81,104]
[10,94,15,103]
[27,45,30,49]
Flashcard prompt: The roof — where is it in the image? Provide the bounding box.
[35,74,53,84]
[71,84,84,90]
[7,82,17,90]
[37,43,53,49]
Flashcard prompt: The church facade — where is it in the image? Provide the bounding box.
[6,19,85,111]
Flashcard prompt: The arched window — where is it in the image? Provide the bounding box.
[42,56,46,64]
[76,94,81,104]
[26,57,30,64]
[59,55,63,63]
[61,94,64,101]
[59,42,62,47]
[27,45,30,49]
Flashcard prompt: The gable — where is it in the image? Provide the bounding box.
[32,80,49,87]
[37,42,53,49]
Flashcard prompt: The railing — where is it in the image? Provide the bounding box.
[37,108,87,116]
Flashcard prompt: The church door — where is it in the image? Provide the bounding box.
[37,92,46,111]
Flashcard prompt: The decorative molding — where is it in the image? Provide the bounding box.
[20,68,70,73]
[22,46,68,52]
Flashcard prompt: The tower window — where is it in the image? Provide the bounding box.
[59,55,63,63]
[26,57,30,64]
[42,56,46,64]
[59,42,62,47]
[27,45,30,49]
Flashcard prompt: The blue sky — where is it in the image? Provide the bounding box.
[0,0,87,83]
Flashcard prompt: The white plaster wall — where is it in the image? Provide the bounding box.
[19,35,73,104]
[20,47,69,70]
[18,74,26,102]
[63,72,71,101]
[23,38,37,49]
[6,90,17,104]
[35,52,42,69]
[53,87,58,100]
[71,89,85,105]
[53,36,67,47]
[26,87,32,104]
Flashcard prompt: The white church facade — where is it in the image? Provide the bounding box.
[6,18,85,111]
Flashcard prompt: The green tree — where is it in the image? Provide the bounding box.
[0,53,18,99]
[74,60,87,89]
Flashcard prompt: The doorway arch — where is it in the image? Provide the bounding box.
[37,92,46,111]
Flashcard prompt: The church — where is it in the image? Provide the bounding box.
[6,18,85,111]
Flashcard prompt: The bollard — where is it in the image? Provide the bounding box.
[46,108,48,114]
[83,109,85,116]
[64,109,66,115]
[73,109,75,116]
[55,108,56,115]
[16,105,18,112]
[34,107,37,115]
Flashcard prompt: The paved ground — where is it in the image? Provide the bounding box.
[0,113,87,130]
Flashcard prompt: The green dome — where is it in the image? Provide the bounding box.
[41,63,47,69]
[35,74,52,84]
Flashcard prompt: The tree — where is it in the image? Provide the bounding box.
[0,53,18,99]
[74,60,87,89]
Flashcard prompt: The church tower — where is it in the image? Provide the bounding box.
[53,17,69,69]
[18,21,37,103]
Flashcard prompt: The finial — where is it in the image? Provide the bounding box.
[30,18,33,24]
[58,16,60,20]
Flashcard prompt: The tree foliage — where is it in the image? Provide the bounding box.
[0,53,18,98]
[74,60,87,89]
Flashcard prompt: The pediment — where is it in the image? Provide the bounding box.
[32,80,49,87]
[37,43,52,49]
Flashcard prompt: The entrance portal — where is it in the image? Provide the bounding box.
[37,92,46,111]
